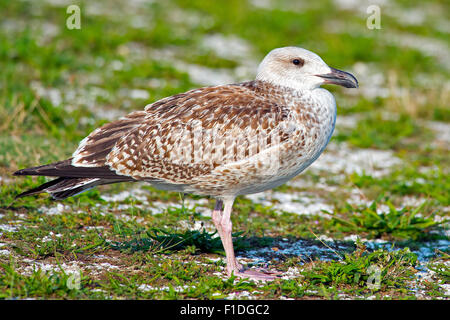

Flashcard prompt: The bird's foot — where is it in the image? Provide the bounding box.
[230,267,281,281]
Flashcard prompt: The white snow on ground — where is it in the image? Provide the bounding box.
[235,235,450,266]
[0,249,10,256]
[201,34,254,61]
[20,259,83,276]
[88,262,120,274]
[286,177,338,192]
[118,88,150,100]
[0,243,10,256]
[38,203,72,215]
[335,114,361,130]
[225,291,259,299]
[101,189,149,203]
[249,0,311,12]
[12,233,448,297]
[100,185,213,218]
[246,137,401,216]
[167,7,214,30]
[138,281,263,299]
[246,191,333,216]
[138,284,197,293]
[30,81,63,107]
[333,0,388,12]
[350,62,389,99]
[174,62,236,86]
[248,0,274,9]
[242,238,343,265]
[146,199,211,217]
[280,267,302,280]
[426,121,450,149]
[359,238,450,262]
[391,7,426,26]
[37,186,213,223]
[36,22,60,46]
[178,219,213,232]
[412,260,450,299]
[199,33,259,81]
[126,34,259,86]
[29,80,132,121]
[386,33,450,71]
[310,142,402,178]
[41,232,63,243]
[0,224,19,234]
[346,191,439,215]
[19,259,121,277]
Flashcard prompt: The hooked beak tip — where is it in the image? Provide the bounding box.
[317,67,358,89]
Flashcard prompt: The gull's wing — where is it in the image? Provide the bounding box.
[72,81,298,183]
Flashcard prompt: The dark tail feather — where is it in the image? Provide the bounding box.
[48,178,100,200]
[15,177,66,199]
[14,159,136,200]
[50,187,93,200]
[15,177,99,200]
[16,177,133,200]
[14,159,123,179]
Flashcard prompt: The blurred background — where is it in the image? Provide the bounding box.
[0,0,448,169]
[0,0,448,299]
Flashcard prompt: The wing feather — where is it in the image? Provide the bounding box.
[104,81,297,182]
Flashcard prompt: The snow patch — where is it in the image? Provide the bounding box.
[245,191,333,216]
[310,142,401,178]
[201,34,253,61]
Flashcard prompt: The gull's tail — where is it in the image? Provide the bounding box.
[14,159,134,199]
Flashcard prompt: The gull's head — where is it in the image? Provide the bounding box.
[256,47,358,91]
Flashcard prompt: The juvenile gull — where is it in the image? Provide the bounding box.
[14,47,358,280]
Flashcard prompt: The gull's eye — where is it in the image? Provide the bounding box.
[292,58,304,66]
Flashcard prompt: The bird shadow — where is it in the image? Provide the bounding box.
[107,228,358,266]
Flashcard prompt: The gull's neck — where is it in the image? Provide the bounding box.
[251,78,319,100]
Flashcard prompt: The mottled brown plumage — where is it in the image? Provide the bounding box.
[69,80,331,198]
[14,47,358,280]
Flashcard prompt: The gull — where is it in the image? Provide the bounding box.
[14,47,358,280]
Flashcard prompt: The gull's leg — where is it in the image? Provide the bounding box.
[211,199,242,272]
[211,199,223,235]
[214,197,280,281]
[219,198,242,274]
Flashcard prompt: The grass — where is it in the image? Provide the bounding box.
[301,243,418,292]
[110,228,234,254]
[0,0,448,300]
[334,112,429,150]
[326,200,444,241]
[1,259,86,299]
[349,168,450,206]
[0,238,428,300]
[427,256,450,283]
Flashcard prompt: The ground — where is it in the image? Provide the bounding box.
[0,0,449,299]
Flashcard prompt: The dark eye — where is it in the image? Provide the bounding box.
[292,59,304,66]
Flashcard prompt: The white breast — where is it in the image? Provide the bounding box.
[235,88,337,195]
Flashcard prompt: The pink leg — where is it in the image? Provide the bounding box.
[212,197,280,281]
[211,199,242,272]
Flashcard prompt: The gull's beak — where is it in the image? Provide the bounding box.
[317,67,359,88]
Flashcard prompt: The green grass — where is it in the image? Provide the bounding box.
[349,167,450,206]
[302,244,418,291]
[110,228,233,254]
[0,0,448,300]
[1,258,87,299]
[427,255,450,283]
[326,200,444,241]
[334,113,429,150]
